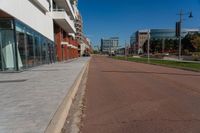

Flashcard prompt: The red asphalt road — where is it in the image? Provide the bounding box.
[81,56,200,133]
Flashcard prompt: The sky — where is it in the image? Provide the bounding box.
[78,0,200,47]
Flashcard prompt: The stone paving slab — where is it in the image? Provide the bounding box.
[0,57,90,133]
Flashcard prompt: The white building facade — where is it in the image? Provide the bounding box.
[101,37,119,54]
[0,0,78,71]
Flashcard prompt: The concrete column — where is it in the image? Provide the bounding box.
[50,0,53,12]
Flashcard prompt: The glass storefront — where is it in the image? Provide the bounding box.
[0,19,56,71]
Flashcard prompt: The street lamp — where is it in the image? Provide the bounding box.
[176,10,193,60]
[147,29,151,63]
[125,41,128,60]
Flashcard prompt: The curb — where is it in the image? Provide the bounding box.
[44,59,90,133]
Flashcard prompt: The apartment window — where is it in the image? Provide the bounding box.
[26,31,34,67]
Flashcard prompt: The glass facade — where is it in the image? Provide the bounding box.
[0,18,56,71]
[150,29,192,39]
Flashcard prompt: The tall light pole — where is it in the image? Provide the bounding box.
[125,41,128,60]
[147,29,151,63]
[177,10,193,60]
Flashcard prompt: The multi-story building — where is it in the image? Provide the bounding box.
[81,36,92,56]
[75,14,83,43]
[74,3,83,56]
[130,34,136,54]
[48,0,79,61]
[101,37,119,54]
[136,30,149,54]
[0,0,81,71]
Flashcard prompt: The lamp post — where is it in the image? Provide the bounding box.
[147,29,151,63]
[125,41,128,60]
[177,10,193,60]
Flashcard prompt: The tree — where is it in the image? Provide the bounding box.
[182,33,200,52]
[191,33,200,52]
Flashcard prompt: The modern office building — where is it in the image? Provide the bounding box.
[0,0,81,71]
[101,37,119,54]
[130,28,200,54]
[130,34,136,54]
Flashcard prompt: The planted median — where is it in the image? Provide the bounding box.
[112,56,200,72]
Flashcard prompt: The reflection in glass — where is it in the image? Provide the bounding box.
[0,20,13,30]
[16,29,26,68]
[35,35,41,65]
[42,38,47,64]
[26,32,34,67]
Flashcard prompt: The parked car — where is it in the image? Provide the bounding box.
[83,53,90,57]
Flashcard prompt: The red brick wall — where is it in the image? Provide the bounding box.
[54,23,79,61]
[54,24,62,61]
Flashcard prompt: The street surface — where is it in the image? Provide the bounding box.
[81,55,200,133]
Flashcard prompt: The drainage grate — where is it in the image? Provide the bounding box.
[0,79,27,83]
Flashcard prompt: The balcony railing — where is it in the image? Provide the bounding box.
[48,9,76,33]
[29,0,49,12]
[53,0,75,19]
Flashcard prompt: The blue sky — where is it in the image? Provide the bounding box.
[78,0,200,47]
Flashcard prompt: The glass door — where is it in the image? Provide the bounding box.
[16,31,27,69]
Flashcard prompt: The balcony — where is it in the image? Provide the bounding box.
[48,9,76,33]
[69,38,78,46]
[29,0,49,12]
[53,0,75,19]
[68,44,78,49]
[61,42,78,49]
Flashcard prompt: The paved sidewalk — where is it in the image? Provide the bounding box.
[0,57,90,133]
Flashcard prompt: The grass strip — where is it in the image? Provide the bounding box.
[112,56,200,72]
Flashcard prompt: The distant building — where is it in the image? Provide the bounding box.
[81,36,93,56]
[130,29,200,54]
[136,30,149,54]
[117,48,125,55]
[101,37,119,54]
[130,34,136,54]
[74,2,83,56]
